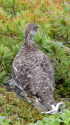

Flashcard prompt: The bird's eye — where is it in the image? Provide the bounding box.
[34,26,39,31]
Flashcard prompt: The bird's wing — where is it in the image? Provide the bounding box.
[39,54,55,86]
[27,51,56,110]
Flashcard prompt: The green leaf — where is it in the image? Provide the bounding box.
[36,120,43,125]
[0,116,6,121]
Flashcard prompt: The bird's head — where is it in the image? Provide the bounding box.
[24,23,39,46]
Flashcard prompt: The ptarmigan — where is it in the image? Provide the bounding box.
[12,23,65,114]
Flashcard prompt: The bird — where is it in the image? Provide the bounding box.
[12,23,65,114]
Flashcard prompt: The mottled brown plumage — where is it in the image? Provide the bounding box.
[12,23,57,112]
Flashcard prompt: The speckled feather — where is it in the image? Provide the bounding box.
[12,23,56,111]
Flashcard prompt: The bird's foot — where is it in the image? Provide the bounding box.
[41,102,65,114]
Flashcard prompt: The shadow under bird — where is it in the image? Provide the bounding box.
[11,23,65,114]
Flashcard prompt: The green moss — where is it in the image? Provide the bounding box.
[0,87,70,125]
